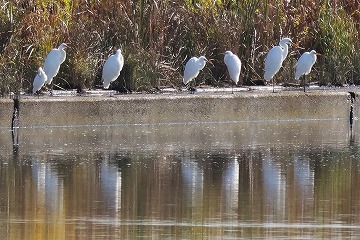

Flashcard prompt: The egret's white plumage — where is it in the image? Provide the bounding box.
[295,50,318,92]
[295,50,318,80]
[33,67,47,94]
[183,56,207,85]
[102,49,124,89]
[224,51,241,85]
[43,43,68,85]
[264,37,292,81]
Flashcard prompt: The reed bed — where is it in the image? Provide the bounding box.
[0,0,359,95]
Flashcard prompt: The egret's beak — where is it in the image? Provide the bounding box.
[206,58,215,67]
[316,52,322,56]
[292,42,305,50]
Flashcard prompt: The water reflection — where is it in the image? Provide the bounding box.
[262,156,286,220]
[0,120,360,239]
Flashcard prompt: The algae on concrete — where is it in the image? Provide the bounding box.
[4,91,350,128]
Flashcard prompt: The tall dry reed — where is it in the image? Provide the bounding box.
[0,0,359,95]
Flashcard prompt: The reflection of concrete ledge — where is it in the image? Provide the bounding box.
[0,91,348,128]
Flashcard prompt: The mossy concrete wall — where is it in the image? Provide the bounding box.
[0,91,350,128]
[0,99,14,128]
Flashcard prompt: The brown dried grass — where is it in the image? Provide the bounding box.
[0,0,359,95]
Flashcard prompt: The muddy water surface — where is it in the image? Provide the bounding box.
[0,119,359,239]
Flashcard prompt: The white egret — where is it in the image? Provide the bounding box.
[183,56,207,91]
[295,50,319,92]
[224,51,241,93]
[102,49,124,89]
[32,67,47,94]
[264,37,292,92]
[43,43,68,85]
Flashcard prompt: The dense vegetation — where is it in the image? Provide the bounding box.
[0,0,359,95]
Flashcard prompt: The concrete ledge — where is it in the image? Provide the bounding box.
[5,91,349,128]
[0,99,14,128]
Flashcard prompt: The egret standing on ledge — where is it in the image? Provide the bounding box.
[264,37,292,92]
[102,49,124,89]
[43,43,68,86]
[224,51,241,94]
[33,67,47,94]
[183,56,207,91]
[295,50,319,92]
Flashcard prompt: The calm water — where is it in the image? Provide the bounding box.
[0,119,359,239]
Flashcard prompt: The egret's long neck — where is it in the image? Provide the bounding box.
[198,59,206,70]
[281,44,289,61]
[57,48,66,63]
[115,51,122,59]
[57,46,65,57]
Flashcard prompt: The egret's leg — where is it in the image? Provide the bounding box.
[272,79,275,93]
[303,75,306,92]
[50,82,54,96]
[189,80,196,94]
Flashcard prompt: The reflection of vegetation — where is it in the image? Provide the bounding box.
[310,148,355,224]
[108,153,132,172]
[1,144,360,238]
[1,1,360,94]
